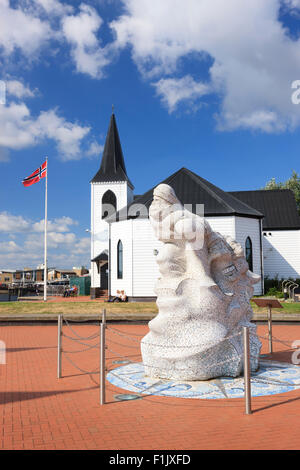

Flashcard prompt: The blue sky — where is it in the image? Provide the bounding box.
[1,0,300,270]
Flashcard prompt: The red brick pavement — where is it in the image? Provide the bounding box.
[0,323,300,450]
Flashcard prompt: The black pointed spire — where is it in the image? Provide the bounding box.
[91,113,134,188]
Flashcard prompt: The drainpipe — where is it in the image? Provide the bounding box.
[108,221,111,300]
[259,218,264,295]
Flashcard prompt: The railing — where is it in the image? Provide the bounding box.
[57,309,300,414]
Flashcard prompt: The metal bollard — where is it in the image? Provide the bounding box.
[100,309,106,405]
[268,305,273,354]
[57,314,62,378]
[243,326,252,415]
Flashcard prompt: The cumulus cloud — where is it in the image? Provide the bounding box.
[85,140,103,157]
[0,240,23,252]
[0,102,91,159]
[0,212,31,232]
[111,0,300,132]
[36,109,91,160]
[32,216,78,233]
[32,0,73,16]
[153,76,211,113]
[0,0,53,58]
[0,212,90,269]
[62,4,110,79]
[6,80,36,99]
[0,2,111,79]
[0,212,78,233]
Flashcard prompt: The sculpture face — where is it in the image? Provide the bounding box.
[141,184,262,381]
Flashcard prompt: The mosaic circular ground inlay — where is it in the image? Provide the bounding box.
[106,359,300,399]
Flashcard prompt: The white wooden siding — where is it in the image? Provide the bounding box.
[263,230,300,279]
[206,216,236,238]
[91,181,133,288]
[131,219,162,297]
[234,217,263,295]
[110,219,133,296]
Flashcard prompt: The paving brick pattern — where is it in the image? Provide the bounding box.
[0,323,300,450]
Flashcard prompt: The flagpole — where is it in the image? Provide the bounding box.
[44,157,48,302]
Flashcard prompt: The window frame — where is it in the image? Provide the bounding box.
[245,236,253,272]
[117,240,123,279]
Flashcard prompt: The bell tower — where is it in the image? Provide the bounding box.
[90,112,134,295]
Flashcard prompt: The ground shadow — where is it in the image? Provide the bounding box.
[253,394,300,413]
[261,350,294,363]
[0,385,99,405]
[6,346,56,352]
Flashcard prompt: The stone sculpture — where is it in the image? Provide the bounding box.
[141,184,262,381]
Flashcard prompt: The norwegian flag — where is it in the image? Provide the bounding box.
[22,160,47,187]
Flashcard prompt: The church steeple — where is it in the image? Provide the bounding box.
[91,113,134,189]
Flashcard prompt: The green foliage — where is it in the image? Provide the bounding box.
[264,276,300,295]
[265,287,284,298]
[264,170,300,215]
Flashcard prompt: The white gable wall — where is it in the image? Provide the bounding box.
[263,230,300,279]
[91,181,133,288]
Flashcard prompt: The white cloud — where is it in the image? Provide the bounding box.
[0,212,90,269]
[0,212,78,233]
[35,109,91,160]
[62,4,110,79]
[0,212,31,232]
[0,102,91,159]
[0,0,53,58]
[283,0,300,9]
[85,140,103,157]
[0,2,111,79]
[0,240,23,252]
[111,0,300,132]
[33,0,73,16]
[6,80,36,99]
[74,237,90,254]
[32,216,78,233]
[153,76,211,113]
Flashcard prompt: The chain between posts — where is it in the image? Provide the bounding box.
[57,314,101,380]
[58,311,300,410]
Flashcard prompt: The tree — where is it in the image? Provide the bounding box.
[264,170,300,214]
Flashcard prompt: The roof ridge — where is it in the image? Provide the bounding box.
[181,168,237,213]
[230,189,292,193]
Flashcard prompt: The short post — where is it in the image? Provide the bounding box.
[267,304,273,354]
[100,308,106,405]
[57,314,62,378]
[243,326,251,415]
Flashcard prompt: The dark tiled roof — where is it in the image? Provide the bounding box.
[91,114,134,189]
[230,189,300,230]
[109,167,263,222]
[91,250,108,262]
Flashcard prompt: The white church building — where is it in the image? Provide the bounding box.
[90,113,300,300]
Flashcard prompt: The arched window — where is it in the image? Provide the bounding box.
[245,237,253,272]
[117,240,123,279]
[102,190,116,219]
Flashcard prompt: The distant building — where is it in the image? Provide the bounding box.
[0,270,15,286]
[72,266,89,277]
[47,269,77,281]
[14,267,44,284]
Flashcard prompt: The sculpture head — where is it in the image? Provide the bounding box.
[149,184,182,221]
